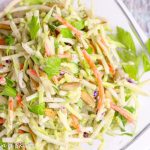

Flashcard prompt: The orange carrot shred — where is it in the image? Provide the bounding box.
[28,69,38,77]
[9,98,13,111]
[45,39,51,57]
[20,64,24,70]
[0,118,5,124]
[17,95,23,107]
[0,38,5,45]
[0,76,6,85]
[55,15,82,37]
[18,129,25,134]
[108,63,116,76]
[110,102,134,123]
[82,50,104,111]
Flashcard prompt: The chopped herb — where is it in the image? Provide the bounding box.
[5,35,15,45]
[29,103,45,115]
[124,106,135,113]
[1,85,17,97]
[117,27,136,53]
[146,38,150,54]
[43,57,61,78]
[5,78,15,87]
[86,47,93,54]
[118,49,140,80]
[123,60,140,80]
[60,28,73,38]
[142,53,150,72]
[28,16,40,39]
[72,20,85,30]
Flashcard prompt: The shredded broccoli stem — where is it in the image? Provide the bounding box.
[0,0,148,150]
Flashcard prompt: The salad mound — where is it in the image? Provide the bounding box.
[0,0,150,149]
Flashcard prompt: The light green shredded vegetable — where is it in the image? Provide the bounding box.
[0,0,149,150]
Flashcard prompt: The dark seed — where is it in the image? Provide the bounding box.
[83,132,89,138]
[127,78,134,83]
[6,60,11,63]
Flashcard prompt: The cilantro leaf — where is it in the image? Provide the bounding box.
[117,49,140,80]
[146,38,150,54]
[60,28,73,38]
[1,85,17,97]
[29,103,45,115]
[142,53,150,72]
[28,16,40,39]
[86,47,93,54]
[5,78,15,87]
[5,35,15,45]
[123,60,139,80]
[43,57,61,78]
[117,27,136,53]
[117,49,136,62]
[124,106,135,113]
[72,20,85,30]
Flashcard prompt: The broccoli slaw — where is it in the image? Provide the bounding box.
[0,0,150,150]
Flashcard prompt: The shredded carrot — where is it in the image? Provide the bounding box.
[20,64,24,70]
[18,129,25,134]
[98,39,116,76]
[0,38,5,45]
[45,39,51,57]
[0,76,6,85]
[110,102,134,123]
[55,15,82,37]
[0,64,3,68]
[58,53,71,59]
[16,95,23,107]
[28,69,38,77]
[0,118,5,124]
[9,98,14,111]
[108,63,116,76]
[71,115,80,132]
[82,50,104,111]
[82,50,98,75]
